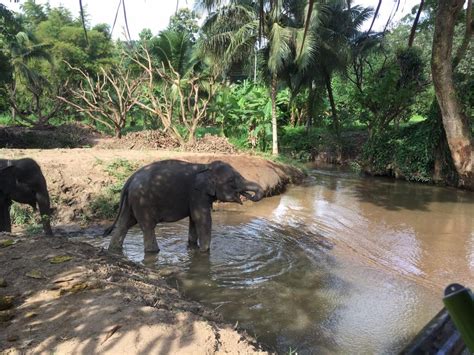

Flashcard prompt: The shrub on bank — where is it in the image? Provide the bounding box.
[361,121,449,183]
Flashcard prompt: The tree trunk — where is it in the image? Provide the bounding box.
[324,71,343,162]
[115,125,122,139]
[254,48,257,83]
[271,74,279,156]
[10,81,16,123]
[453,0,473,67]
[306,82,315,129]
[290,109,295,127]
[431,0,474,189]
[408,0,425,47]
[324,71,340,137]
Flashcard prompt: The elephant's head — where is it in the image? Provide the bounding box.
[0,165,16,196]
[196,161,264,204]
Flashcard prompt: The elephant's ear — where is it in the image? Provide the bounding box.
[194,169,216,197]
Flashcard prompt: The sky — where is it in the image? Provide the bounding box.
[1,0,421,40]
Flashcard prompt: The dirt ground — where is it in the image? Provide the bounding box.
[0,233,267,354]
[0,146,303,354]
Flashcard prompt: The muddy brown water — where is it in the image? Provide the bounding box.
[90,166,474,354]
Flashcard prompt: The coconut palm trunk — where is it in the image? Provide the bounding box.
[271,73,279,156]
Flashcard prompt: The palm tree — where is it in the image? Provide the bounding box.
[8,30,53,125]
[196,0,316,155]
[148,29,195,76]
[298,1,372,136]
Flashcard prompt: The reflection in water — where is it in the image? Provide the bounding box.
[93,166,474,354]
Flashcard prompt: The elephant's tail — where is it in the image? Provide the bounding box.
[103,177,132,237]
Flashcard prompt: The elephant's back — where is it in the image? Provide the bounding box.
[142,159,205,173]
[127,159,205,203]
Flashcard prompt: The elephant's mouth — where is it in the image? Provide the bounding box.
[240,191,258,202]
[232,191,255,204]
[234,181,264,203]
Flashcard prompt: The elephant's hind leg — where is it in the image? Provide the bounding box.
[188,218,198,247]
[138,220,159,253]
[0,198,12,232]
[108,208,137,253]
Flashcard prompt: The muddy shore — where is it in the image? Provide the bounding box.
[0,148,303,354]
[0,234,268,354]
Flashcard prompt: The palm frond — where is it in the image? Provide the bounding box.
[268,22,293,73]
[295,27,317,71]
[225,20,259,61]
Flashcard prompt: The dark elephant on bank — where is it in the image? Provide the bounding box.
[0,158,53,235]
[104,159,264,253]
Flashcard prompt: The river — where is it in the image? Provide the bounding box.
[99,166,474,354]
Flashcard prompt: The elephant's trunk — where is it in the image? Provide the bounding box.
[240,180,264,202]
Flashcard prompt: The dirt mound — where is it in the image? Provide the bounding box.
[97,131,238,154]
[0,124,237,154]
[96,130,180,150]
[0,123,100,149]
[186,134,237,154]
[0,234,267,354]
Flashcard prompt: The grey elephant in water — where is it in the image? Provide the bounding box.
[0,158,53,235]
[104,159,264,253]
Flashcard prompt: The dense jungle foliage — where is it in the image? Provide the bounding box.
[0,0,472,186]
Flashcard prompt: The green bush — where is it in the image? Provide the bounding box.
[90,189,120,220]
[9,203,43,235]
[10,203,36,226]
[362,121,437,182]
[89,159,138,220]
[280,126,322,160]
[209,81,292,152]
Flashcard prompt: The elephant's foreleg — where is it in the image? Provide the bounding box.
[190,208,212,252]
[36,191,53,236]
[188,218,198,247]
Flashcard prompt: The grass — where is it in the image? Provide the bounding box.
[10,203,43,235]
[88,158,138,220]
[0,113,15,126]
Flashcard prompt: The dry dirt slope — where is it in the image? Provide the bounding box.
[0,234,268,354]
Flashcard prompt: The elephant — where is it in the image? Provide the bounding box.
[104,159,264,253]
[0,158,53,236]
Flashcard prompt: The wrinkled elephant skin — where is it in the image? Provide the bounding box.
[0,158,53,236]
[105,160,264,253]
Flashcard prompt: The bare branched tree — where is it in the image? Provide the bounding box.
[130,47,216,146]
[58,61,144,138]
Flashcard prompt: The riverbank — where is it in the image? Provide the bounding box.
[0,233,267,353]
[0,147,303,353]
